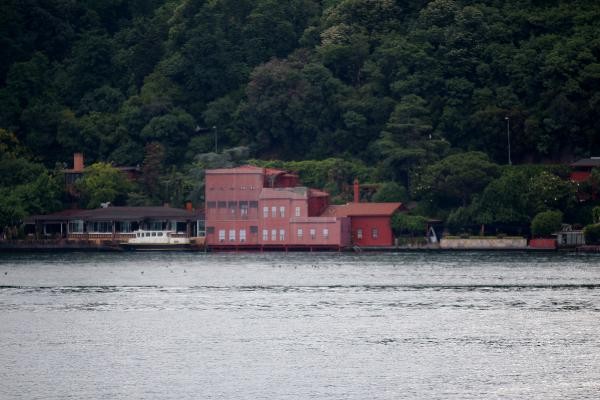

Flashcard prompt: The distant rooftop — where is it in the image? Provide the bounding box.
[25,207,201,223]
[571,158,600,167]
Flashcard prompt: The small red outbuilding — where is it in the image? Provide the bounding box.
[320,202,404,247]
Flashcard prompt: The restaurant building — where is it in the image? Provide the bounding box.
[24,206,204,244]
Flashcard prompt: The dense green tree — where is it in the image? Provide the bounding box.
[75,163,133,208]
[531,210,563,238]
[414,151,500,210]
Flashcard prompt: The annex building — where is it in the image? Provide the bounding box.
[205,165,403,250]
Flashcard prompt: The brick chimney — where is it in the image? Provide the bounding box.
[353,178,360,203]
[185,201,193,211]
[73,153,84,172]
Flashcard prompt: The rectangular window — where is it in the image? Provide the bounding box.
[206,227,215,234]
[279,229,285,241]
[262,229,268,241]
[117,221,133,233]
[250,226,258,234]
[279,206,285,217]
[240,205,248,216]
[88,221,111,233]
[239,229,246,242]
[297,228,303,239]
[295,207,300,217]
[310,229,316,239]
[263,206,269,218]
[68,220,84,233]
[271,229,276,241]
[271,207,277,218]
[229,229,235,241]
[249,201,258,208]
[357,229,363,239]
[207,201,216,208]
[217,201,227,208]
[323,228,329,239]
[372,228,378,239]
[228,201,237,208]
[219,229,225,242]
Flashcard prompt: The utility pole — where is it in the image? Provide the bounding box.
[213,126,218,153]
[505,116,512,165]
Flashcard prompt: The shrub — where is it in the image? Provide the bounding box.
[530,210,562,238]
[583,223,600,244]
[391,213,428,236]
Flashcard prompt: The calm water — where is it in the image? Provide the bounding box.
[1,251,600,399]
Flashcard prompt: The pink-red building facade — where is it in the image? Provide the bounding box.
[204,166,402,250]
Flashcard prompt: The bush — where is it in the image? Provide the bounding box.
[583,223,600,244]
[531,210,562,238]
[391,213,428,236]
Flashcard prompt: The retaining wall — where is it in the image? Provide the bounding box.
[440,237,527,249]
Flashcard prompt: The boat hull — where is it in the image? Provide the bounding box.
[121,243,193,251]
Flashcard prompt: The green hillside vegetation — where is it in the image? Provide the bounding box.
[1,0,599,236]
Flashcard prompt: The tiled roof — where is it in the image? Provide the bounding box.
[320,202,403,217]
[25,207,200,223]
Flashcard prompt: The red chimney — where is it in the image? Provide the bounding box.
[73,153,84,172]
[353,178,360,203]
[185,201,193,211]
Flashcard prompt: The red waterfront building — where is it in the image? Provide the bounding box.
[204,166,403,250]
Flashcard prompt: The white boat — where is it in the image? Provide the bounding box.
[123,230,191,251]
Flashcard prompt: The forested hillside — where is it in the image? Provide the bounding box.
[1,0,600,235]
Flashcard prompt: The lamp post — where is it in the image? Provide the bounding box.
[505,116,512,165]
[213,126,218,153]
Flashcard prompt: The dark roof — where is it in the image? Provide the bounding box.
[25,207,201,223]
[571,158,600,167]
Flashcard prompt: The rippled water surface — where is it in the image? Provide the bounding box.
[1,251,600,399]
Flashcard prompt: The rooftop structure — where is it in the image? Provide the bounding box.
[570,157,600,182]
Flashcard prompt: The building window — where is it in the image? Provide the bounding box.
[279,206,285,217]
[250,226,258,234]
[323,228,329,239]
[207,201,216,208]
[271,229,276,241]
[219,229,225,242]
[240,202,248,217]
[117,221,133,233]
[147,221,163,230]
[372,228,378,239]
[263,207,269,218]
[239,229,246,242]
[229,229,235,241]
[295,207,300,217]
[87,221,111,233]
[271,207,277,218]
[262,229,268,241]
[249,201,258,208]
[217,201,226,208]
[206,227,215,234]
[357,229,363,239]
[297,228,303,239]
[68,220,84,233]
[310,229,316,239]
[279,229,285,241]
